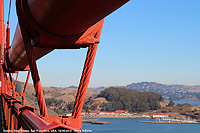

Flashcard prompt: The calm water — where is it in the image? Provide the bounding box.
[82,101,200,133]
[165,100,200,105]
[82,118,200,133]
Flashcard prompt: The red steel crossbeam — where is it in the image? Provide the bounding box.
[15,0,49,118]
[21,70,31,105]
[18,23,49,118]
[8,71,19,98]
[8,73,14,96]
[4,73,10,95]
[8,70,31,105]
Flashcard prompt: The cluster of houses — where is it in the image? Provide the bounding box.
[50,106,169,119]
[63,111,168,118]
[64,110,130,117]
[89,110,129,116]
[143,114,168,118]
[50,106,66,110]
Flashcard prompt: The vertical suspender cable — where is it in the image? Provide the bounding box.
[6,0,11,49]
[7,0,11,27]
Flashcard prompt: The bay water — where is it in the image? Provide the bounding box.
[82,100,200,133]
[82,118,200,133]
[165,100,200,105]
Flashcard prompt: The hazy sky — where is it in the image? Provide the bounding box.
[4,0,200,87]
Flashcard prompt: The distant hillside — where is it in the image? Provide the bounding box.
[15,80,200,116]
[89,82,200,101]
[123,82,200,100]
[50,86,106,93]
[15,81,98,116]
[50,86,79,90]
[87,86,107,93]
[50,85,106,93]
[43,87,97,103]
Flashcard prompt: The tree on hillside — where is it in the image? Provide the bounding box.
[67,101,75,111]
[167,100,175,107]
[90,104,98,111]
[83,103,89,112]
[97,87,163,113]
[15,81,24,93]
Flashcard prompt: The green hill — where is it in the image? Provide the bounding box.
[97,87,163,112]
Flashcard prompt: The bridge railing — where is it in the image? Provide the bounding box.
[1,93,78,132]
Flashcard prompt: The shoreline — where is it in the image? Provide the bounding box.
[81,116,200,121]
[138,120,200,124]
[82,116,200,124]
[83,115,164,119]
[83,115,137,119]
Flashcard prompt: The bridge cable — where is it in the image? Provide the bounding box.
[7,0,12,28]
[6,0,12,48]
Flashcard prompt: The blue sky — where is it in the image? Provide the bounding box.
[4,0,200,87]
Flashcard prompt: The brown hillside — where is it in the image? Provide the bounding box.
[24,83,97,103]
[21,82,97,115]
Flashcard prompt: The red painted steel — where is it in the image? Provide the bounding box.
[22,70,31,105]
[73,43,99,118]
[7,0,129,70]
[6,26,10,49]
[0,0,130,132]
[1,93,79,132]
[0,0,5,93]
[27,0,128,36]
[7,24,54,70]
[19,19,49,117]
[8,73,15,97]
